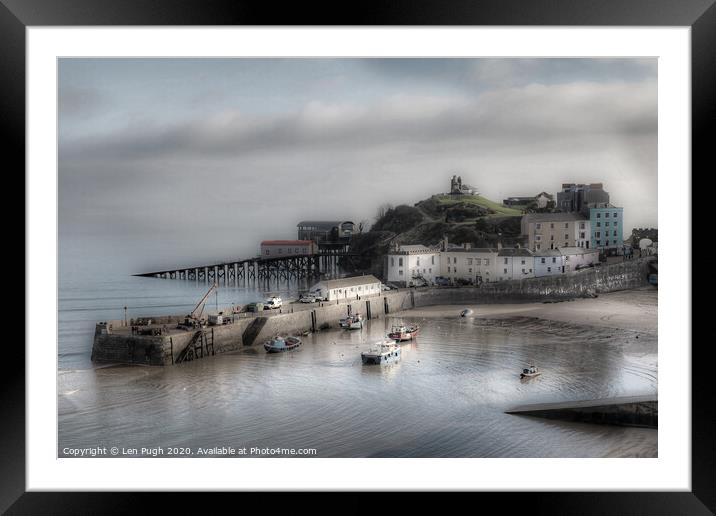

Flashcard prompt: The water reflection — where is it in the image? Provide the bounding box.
[59,314,657,458]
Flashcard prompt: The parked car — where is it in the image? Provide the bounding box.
[308,291,326,302]
[246,302,264,312]
[434,276,451,286]
[300,295,317,303]
[265,296,283,309]
[380,284,391,291]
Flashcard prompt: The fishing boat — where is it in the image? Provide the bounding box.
[460,308,474,317]
[361,340,401,365]
[388,324,419,341]
[520,365,541,379]
[264,336,302,353]
[339,313,363,330]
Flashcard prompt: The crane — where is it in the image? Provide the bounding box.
[188,283,217,323]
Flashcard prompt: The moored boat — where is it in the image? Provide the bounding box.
[388,324,419,341]
[264,336,302,353]
[460,309,474,317]
[339,313,363,330]
[520,365,541,379]
[361,340,401,365]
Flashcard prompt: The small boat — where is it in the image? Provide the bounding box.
[361,340,401,365]
[388,324,419,341]
[339,313,363,330]
[264,336,302,353]
[520,365,541,379]
[460,309,474,317]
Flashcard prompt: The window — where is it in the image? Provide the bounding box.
[504,258,508,264]
[613,212,618,218]
[541,258,546,264]
[429,268,432,273]
[448,266,451,273]
[597,213,601,218]
[431,256,435,265]
[613,230,618,236]
[536,235,542,241]
[564,234,569,240]
[521,259,525,265]
[597,222,601,227]
[264,250,269,255]
[552,257,556,263]
[605,212,610,218]
[550,235,554,240]
[391,257,395,267]
[564,223,569,228]
[399,270,403,276]
[580,232,586,239]
[596,232,601,238]
[536,223,541,229]
[580,223,585,229]
[550,223,555,229]
[485,259,490,265]
[416,257,420,266]
[454,257,457,264]
[295,248,299,253]
[278,248,282,254]
[469,268,472,273]
[596,240,601,245]
[522,268,526,273]
[536,244,541,250]
[503,268,508,274]
[467,258,473,265]
[398,258,403,266]
[605,222,610,227]
[547,267,551,272]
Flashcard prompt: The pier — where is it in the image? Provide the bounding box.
[134,249,357,284]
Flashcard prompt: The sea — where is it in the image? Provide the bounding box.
[58,263,658,458]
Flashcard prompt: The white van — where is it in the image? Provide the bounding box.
[265,296,283,309]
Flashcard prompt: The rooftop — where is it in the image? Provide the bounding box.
[312,275,381,290]
[261,240,314,246]
[523,212,588,222]
[558,246,600,255]
[498,248,534,257]
[297,220,354,229]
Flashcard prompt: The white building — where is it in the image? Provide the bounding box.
[496,248,535,281]
[534,249,565,277]
[574,219,591,248]
[309,275,382,301]
[440,245,498,285]
[385,244,442,287]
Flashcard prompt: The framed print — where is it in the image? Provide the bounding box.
[5,0,711,512]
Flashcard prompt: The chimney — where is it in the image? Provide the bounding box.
[442,235,449,251]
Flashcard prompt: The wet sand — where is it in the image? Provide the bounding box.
[396,288,657,335]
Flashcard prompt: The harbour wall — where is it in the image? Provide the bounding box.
[91,257,654,366]
[505,395,658,428]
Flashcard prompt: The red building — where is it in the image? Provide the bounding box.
[260,240,317,258]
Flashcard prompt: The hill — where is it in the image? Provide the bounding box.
[345,193,526,277]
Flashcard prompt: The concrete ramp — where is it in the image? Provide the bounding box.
[242,317,269,347]
[506,395,657,428]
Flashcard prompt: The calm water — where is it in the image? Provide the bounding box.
[59,272,657,457]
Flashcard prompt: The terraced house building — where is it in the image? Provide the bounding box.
[590,206,624,250]
[521,212,590,251]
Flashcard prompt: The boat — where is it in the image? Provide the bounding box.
[520,365,541,379]
[361,340,401,365]
[339,313,363,330]
[460,309,474,317]
[264,336,302,353]
[388,324,419,341]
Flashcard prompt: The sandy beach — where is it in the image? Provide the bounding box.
[395,287,657,335]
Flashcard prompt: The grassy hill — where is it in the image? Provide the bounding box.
[345,193,526,277]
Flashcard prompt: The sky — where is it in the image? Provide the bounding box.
[58,58,657,273]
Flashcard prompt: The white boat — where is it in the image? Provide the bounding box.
[361,340,401,365]
[264,336,301,353]
[460,309,474,317]
[520,365,541,379]
[339,313,363,330]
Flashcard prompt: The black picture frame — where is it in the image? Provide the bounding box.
[5,0,710,512]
